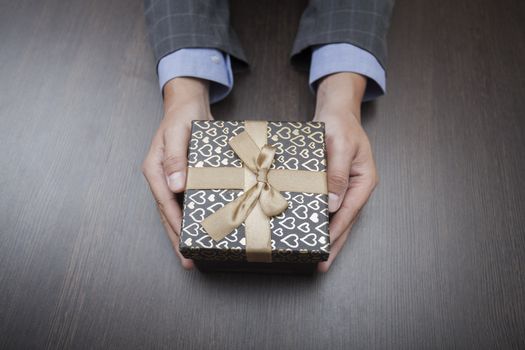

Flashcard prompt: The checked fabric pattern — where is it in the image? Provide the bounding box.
[144,0,394,69]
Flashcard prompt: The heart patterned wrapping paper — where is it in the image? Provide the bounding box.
[179,120,330,265]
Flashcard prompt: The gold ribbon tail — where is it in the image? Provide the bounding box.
[258,182,288,217]
[201,182,263,241]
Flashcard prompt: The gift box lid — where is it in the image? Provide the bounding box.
[180,120,330,264]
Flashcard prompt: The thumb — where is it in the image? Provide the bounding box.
[326,137,355,212]
[163,120,191,193]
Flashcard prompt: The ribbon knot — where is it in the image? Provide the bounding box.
[254,144,272,184]
[201,131,289,242]
[256,169,268,183]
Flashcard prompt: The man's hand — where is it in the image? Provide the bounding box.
[142,77,212,269]
[314,72,379,272]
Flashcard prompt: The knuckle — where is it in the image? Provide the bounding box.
[141,160,154,178]
[374,174,380,188]
[162,154,187,173]
[158,212,168,225]
[155,198,165,212]
[141,161,149,176]
[328,172,349,191]
[369,170,379,189]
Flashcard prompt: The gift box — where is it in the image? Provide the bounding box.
[179,120,330,273]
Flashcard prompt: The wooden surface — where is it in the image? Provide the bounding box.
[1,0,524,349]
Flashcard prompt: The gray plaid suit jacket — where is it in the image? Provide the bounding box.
[144,0,394,70]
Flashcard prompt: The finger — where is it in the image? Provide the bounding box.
[318,228,351,273]
[328,154,377,243]
[142,136,183,236]
[158,209,194,270]
[163,119,191,193]
[325,135,356,213]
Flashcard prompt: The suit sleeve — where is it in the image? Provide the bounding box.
[292,0,395,69]
[143,0,247,69]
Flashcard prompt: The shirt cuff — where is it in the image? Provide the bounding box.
[157,48,233,104]
[309,43,386,102]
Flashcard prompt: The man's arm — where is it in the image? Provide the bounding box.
[292,0,394,69]
[157,48,233,104]
[292,0,394,271]
[310,43,386,101]
[313,72,378,272]
[144,0,246,69]
[143,0,246,268]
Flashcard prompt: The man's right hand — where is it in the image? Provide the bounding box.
[142,77,212,269]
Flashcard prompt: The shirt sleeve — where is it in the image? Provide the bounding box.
[309,43,386,102]
[157,48,234,104]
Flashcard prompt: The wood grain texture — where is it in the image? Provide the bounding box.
[1,0,524,349]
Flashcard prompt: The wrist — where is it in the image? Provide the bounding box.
[315,72,366,121]
[163,77,210,113]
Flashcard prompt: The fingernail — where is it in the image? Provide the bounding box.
[328,192,340,212]
[168,172,185,192]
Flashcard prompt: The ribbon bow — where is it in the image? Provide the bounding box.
[201,131,289,241]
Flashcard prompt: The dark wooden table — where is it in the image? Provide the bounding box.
[1,0,524,349]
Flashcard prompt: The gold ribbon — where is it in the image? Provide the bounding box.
[186,121,327,262]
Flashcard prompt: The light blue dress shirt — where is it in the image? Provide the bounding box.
[157,44,385,104]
